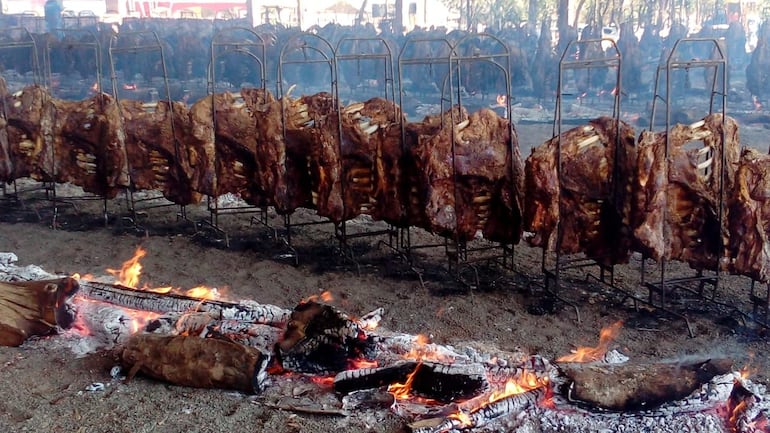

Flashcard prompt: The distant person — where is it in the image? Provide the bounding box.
[44,0,63,35]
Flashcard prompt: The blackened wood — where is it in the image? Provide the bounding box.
[411,361,489,403]
[79,280,291,325]
[334,361,488,403]
[558,358,734,411]
[334,361,419,395]
[277,301,376,374]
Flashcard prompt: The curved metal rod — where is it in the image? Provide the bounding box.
[44,29,102,97]
[0,27,43,86]
[210,26,267,90]
[550,37,622,293]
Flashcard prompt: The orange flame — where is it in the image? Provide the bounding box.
[348,358,378,369]
[449,411,472,427]
[186,285,218,300]
[106,247,146,288]
[403,334,454,363]
[303,290,333,304]
[487,370,546,403]
[311,376,335,387]
[388,363,421,400]
[557,321,623,363]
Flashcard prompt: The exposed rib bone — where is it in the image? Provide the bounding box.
[343,102,365,114]
[576,134,601,151]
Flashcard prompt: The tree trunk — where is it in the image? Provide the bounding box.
[557,0,570,47]
[573,0,587,28]
[395,0,403,34]
[296,0,302,29]
[528,0,538,24]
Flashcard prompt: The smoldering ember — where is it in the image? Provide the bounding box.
[0,249,769,433]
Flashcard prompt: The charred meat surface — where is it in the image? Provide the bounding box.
[121,99,201,205]
[48,94,129,198]
[4,86,50,182]
[728,148,770,281]
[633,114,740,269]
[406,107,523,243]
[524,117,637,264]
[310,97,405,223]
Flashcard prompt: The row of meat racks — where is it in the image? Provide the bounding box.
[0,26,766,337]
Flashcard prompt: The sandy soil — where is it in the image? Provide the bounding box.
[1,117,770,433]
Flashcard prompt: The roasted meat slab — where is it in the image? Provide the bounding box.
[524,117,637,264]
[633,114,740,270]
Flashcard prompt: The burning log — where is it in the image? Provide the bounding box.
[557,358,733,411]
[334,360,489,403]
[121,333,272,393]
[633,114,740,269]
[78,280,291,326]
[0,277,79,346]
[409,388,545,433]
[524,117,637,264]
[277,300,376,374]
[144,311,283,354]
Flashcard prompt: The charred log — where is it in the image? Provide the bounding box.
[334,360,488,403]
[334,361,417,395]
[409,387,544,433]
[558,358,733,411]
[78,280,291,325]
[0,277,79,346]
[121,333,272,393]
[524,117,637,265]
[633,114,740,269]
[276,300,376,374]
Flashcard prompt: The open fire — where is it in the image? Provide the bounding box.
[1,250,769,433]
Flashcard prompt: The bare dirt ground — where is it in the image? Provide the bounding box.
[1,115,770,433]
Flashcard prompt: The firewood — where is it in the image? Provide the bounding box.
[120,333,272,393]
[0,277,79,346]
[558,358,734,411]
[334,361,489,403]
[78,280,291,325]
[277,301,375,374]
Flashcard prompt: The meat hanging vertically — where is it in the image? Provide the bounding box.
[47,93,129,198]
[309,97,405,223]
[405,106,524,243]
[632,114,740,270]
[186,88,272,206]
[728,148,770,282]
[120,99,201,205]
[3,85,51,183]
[524,117,637,265]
